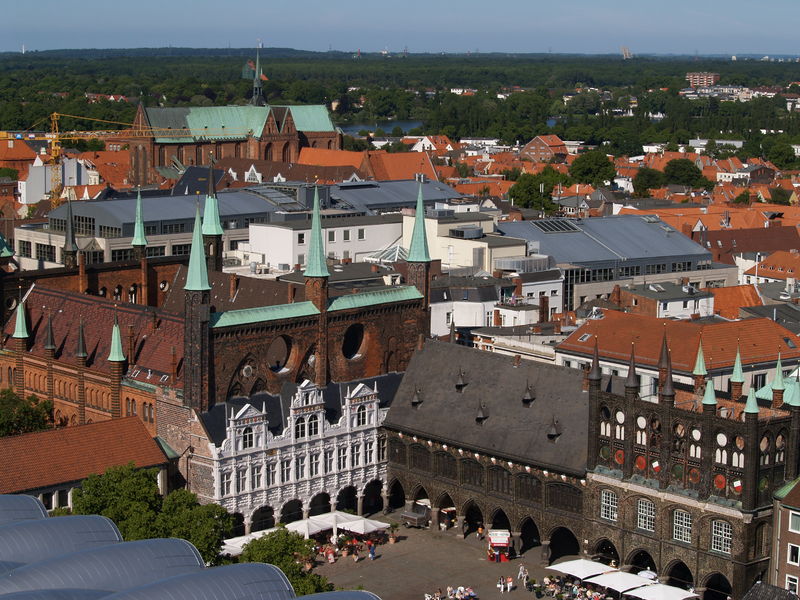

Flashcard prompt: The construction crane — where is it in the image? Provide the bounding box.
[0,113,251,202]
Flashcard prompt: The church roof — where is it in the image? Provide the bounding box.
[384,340,624,476]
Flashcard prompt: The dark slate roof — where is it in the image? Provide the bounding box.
[742,582,797,600]
[329,180,461,213]
[383,340,624,476]
[739,304,800,334]
[171,166,226,196]
[516,269,563,283]
[202,373,404,446]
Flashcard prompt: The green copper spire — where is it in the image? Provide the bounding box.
[772,353,786,391]
[731,344,745,384]
[407,182,431,263]
[11,299,28,339]
[745,387,760,414]
[303,186,330,278]
[184,204,211,291]
[201,163,223,236]
[131,190,148,248]
[0,233,13,258]
[692,340,707,376]
[107,313,126,362]
[702,378,717,406]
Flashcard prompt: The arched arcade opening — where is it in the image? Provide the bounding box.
[362,480,384,515]
[280,499,303,524]
[627,549,657,574]
[518,518,541,555]
[593,538,619,566]
[336,486,357,513]
[665,560,694,591]
[548,527,580,564]
[702,573,732,600]
[251,506,275,532]
[308,493,331,517]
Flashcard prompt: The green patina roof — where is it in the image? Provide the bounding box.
[328,286,423,312]
[407,183,431,263]
[303,187,330,279]
[692,341,707,376]
[108,318,126,362]
[11,300,28,339]
[745,387,761,414]
[772,354,785,391]
[147,105,270,144]
[279,105,336,132]
[731,346,744,384]
[155,436,181,460]
[131,190,148,247]
[0,233,13,258]
[202,192,223,236]
[702,379,717,406]
[756,376,800,406]
[211,301,319,328]
[184,205,211,292]
[775,475,800,501]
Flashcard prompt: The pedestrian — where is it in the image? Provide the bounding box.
[506,576,514,592]
[517,565,525,580]
[497,576,505,594]
[368,540,376,560]
[477,524,484,539]
[352,546,359,562]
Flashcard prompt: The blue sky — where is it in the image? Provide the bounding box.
[5,0,799,55]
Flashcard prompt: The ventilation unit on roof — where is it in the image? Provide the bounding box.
[449,226,483,239]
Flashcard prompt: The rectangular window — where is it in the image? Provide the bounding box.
[144,224,158,236]
[111,249,133,262]
[146,246,166,257]
[99,225,122,238]
[74,215,95,235]
[789,543,800,566]
[221,472,231,496]
[266,463,276,486]
[310,453,320,477]
[297,233,306,245]
[711,520,732,554]
[18,240,31,258]
[378,437,387,462]
[343,230,351,242]
[446,312,452,325]
[365,440,374,464]
[357,228,365,240]
[35,243,56,262]
[162,223,185,234]
[673,510,692,543]
[86,250,104,264]
[172,243,191,256]
[791,512,800,533]
[237,469,247,493]
[600,490,618,522]
[325,449,334,473]
[753,373,767,389]
[351,444,361,468]
[328,230,335,243]
[297,253,305,266]
[788,575,799,594]
[295,456,306,480]
[251,465,262,490]
[343,250,350,260]
[637,499,655,532]
[337,447,347,471]
[281,460,291,483]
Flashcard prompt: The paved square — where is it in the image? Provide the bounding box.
[315,522,553,600]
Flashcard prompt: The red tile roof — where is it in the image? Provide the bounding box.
[297,148,366,170]
[744,250,800,280]
[559,309,800,373]
[0,417,167,493]
[703,285,763,319]
[367,151,436,181]
[77,151,131,189]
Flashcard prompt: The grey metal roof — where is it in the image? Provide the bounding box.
[516,269,563,283]
[0,538,204,595]
[263,214,402,231]
[383,340,624,476]
[621,282,712,301]
[0,515,121,575]
[0,591,109,600]
[0,496,47,526]
[330,180,461,213]
[102,563,294,600]
[496,216,710,267]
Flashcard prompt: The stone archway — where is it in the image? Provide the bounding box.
[548,527,580,564]
[231,512,245,537]
[388,479,405,511]
[280,499,304,524]
[336,486,357,512]
[251,505,275,532]
[490,507,511,530]
[665,560,694,591]
[362,480,384,515]
[627,549,657,574]
[435,493,457,531]
[593,538,620,566]
[518,518,541,555]
[463,501,484,536]
[309,493,331,517]
[702,573,732,600]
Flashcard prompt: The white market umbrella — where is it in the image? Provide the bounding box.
[286,518,327,539]
[624,583,699,600]
[638,570,658,581]
[222,526,278,556]
[337,517,388,535]
[308,510,361,537]
[584,571,655,593]
[547,558,615,580]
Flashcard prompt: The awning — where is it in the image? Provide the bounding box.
[337,517,388,535]
[584,571,655,593]
[624,583,699,600]
[547,558,614,579]
[488,529,511,546]
[221,527,278,556]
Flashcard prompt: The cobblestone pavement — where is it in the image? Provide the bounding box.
[315,521,562,600]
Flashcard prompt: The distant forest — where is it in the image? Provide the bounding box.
[2,48,800,164]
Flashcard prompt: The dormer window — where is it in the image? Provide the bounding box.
[242,427,254,449]
[356,405,367,427]
[308,414,319,436]
[295,417,306,439]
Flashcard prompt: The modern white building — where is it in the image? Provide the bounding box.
[247,214,403,272]
[199,377,397,534]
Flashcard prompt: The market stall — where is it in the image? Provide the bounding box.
[486,529,512,562]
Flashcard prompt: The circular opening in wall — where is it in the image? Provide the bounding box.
[159,280,169,291]
[5,297,16,310]
[267,335,292,372]
[342,324,365,360]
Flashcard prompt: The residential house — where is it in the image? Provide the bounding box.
[520,135,568,163]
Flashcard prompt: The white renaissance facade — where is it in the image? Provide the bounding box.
[210,379,389,534]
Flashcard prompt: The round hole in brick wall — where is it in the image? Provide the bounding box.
[342,324,364,360]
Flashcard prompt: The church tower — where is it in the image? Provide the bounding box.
[201,161,224,273]
[406,183,431,315]
[304,187,329,387]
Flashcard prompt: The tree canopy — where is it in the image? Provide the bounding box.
[569,150,616,186]
[632,167,666,197]
[663,158,713,189]
[509,167,573,212]
[240,528,333,595]
[0,389,52,437]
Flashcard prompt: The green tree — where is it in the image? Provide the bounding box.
[391,125,404,137]
[732,190,751,204]
[455,162,471,178]
[72,463,161,540]
[568,150,615,186]
[769,187,792,206]
[501,167,522,182]
[508,167,572,212]
[664,158,712,189]
[241,528,333,595]
[632,167,666,197]
[0,168,18,180]
[155,489,232,565]
[767,142,796,169]
[0,389,52,437]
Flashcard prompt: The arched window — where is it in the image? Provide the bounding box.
[307,414,319,436]
[242,427,254,449]
[759,434,771,466]
[711,520,732,554]
[141,401,147,419]
[488,467,512,495]
[600,489,618,522]
[356,405,367,427]
[776,432,786,464]
[637,498,655,531]
[714,448,728,465]
[295,417,306,439]
[600,406,611,437]
[673,509,692,543]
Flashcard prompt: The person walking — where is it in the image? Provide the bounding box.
[367,539,376,560]
[517,565,525,581]
[497,576,505,594]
